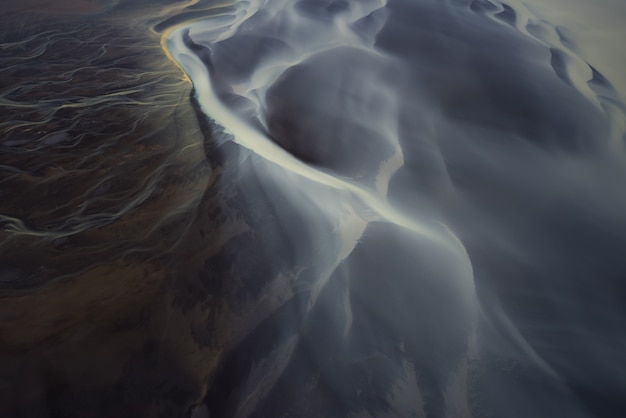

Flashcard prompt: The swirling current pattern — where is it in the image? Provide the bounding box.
[165,0,626,416]
[1,0,625,417]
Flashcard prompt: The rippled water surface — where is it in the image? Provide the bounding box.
[1,0,626,417]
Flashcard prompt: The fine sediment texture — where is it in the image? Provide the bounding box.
[0,1,238,416]
[1,0,626,417]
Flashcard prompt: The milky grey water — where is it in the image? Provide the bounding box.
[164,0,626,416]
[1,0,625,416]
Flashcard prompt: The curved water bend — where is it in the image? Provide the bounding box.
[164,0,626,416]
[165,0,477,273]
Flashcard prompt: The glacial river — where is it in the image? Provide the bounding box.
[1,0,625,417]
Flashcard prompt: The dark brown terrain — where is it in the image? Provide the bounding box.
[0,2,270,416]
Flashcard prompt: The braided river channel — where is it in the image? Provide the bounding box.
[1,0,626,416]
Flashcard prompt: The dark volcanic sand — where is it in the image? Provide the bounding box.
[2,0,626,417]
[0,2,250,417]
